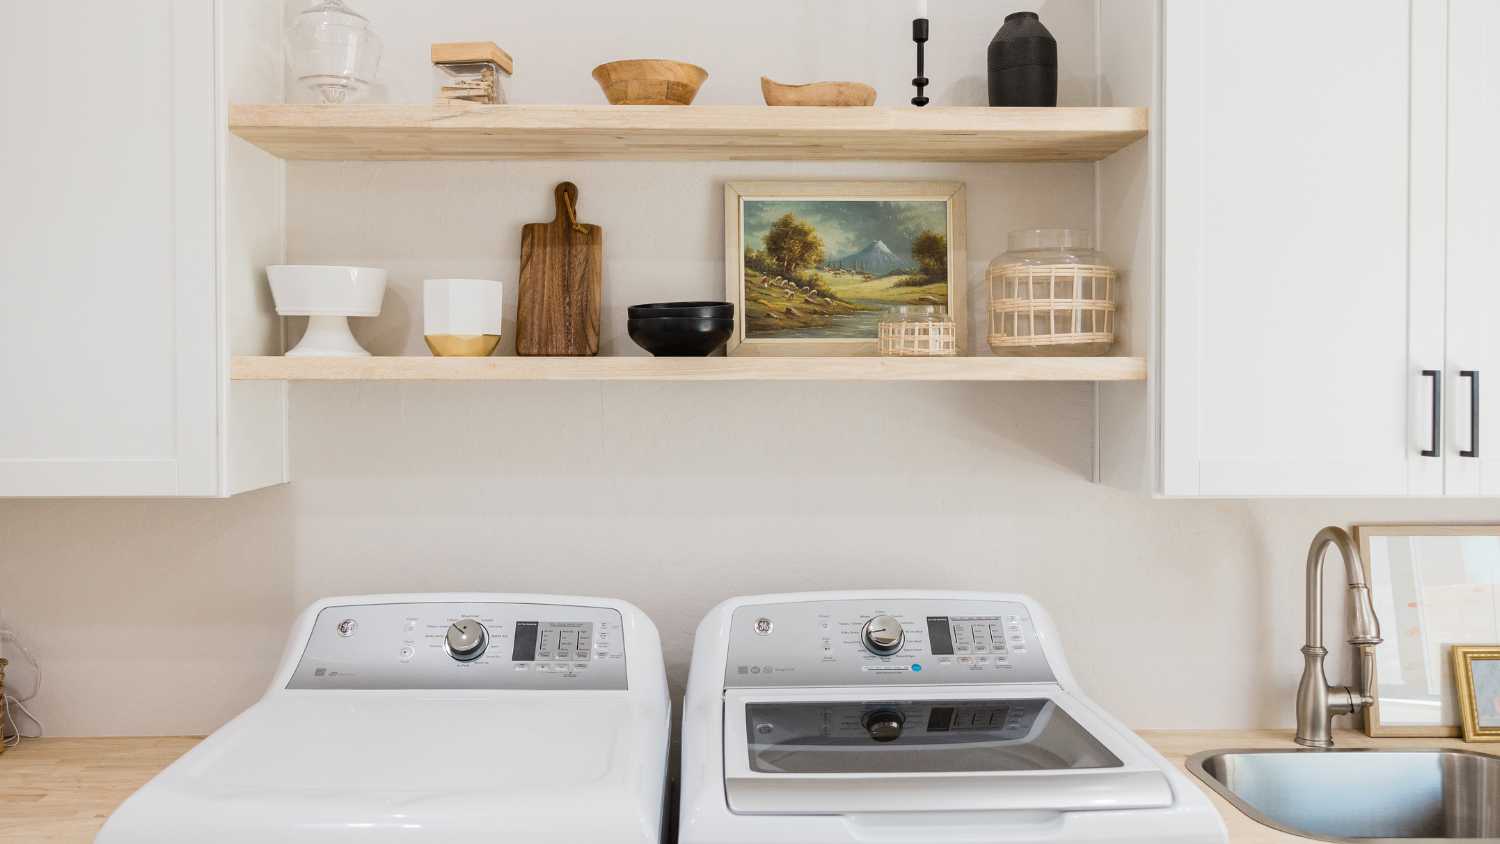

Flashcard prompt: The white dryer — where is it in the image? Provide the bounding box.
[679,592,1226,844]
[99,594,670,843]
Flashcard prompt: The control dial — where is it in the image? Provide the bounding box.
[861,615,905,656]
[445,619,489,662]
[863,709,906,743]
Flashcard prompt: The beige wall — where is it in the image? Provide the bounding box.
[2,0,1496,738]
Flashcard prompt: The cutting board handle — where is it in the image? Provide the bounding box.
[553,181,587,232]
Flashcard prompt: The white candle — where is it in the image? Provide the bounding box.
[917,0,929,18]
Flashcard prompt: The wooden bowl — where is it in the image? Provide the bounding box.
[761,77,877,107]
[593,60,708,106]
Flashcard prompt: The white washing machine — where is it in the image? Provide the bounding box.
[99,593,670,843]
[679,592,1226,844]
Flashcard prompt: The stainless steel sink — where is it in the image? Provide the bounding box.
[1189,749,1500,841]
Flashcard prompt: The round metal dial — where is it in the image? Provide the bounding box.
[863,709,906,743]
[445,619,489,662]
[861,615,905,656]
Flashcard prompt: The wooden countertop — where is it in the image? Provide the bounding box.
[0,731,1492,842]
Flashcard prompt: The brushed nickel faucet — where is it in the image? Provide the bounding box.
[1296,526,1383,748]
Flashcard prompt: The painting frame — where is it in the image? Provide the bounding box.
[1452,645,1500,742]
[723,181,967,356]
[1357,524,1500,738]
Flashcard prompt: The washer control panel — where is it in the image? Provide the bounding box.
[288,601,627,690]
[725,599,1054,688]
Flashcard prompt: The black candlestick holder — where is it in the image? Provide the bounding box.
[911,18,930,107]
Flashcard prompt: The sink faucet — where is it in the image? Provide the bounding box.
[1296,526,1383,748]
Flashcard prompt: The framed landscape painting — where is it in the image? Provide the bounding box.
[724,181,967,356]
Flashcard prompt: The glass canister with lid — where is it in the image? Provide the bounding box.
[986,228,1118,356]
[285,0,383,104]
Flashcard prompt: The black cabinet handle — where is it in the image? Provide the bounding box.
[1462,370,1480,459]
[1422,370,1442,457]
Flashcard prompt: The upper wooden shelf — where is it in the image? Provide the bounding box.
[231,355,1147,382]
[228,105,1149,162]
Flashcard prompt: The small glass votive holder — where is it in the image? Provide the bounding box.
[878,305,959,357]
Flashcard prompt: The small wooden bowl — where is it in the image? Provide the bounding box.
[593,60,708,106]
[761,77,877,107]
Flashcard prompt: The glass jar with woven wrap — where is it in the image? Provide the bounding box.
[987,228,1117,356]
[878,305,958,357]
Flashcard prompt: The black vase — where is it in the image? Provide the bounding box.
[988,11,1058,107]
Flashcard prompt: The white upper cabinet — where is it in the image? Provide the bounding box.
[1444,0,1500,495]
[0,1,286,497]
[1160,0,1449,496]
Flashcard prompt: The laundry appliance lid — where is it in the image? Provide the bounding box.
[107,692,657,837]
[722,684,1174,815]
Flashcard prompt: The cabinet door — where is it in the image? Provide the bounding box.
[1161,0,1441,496]
[0,1,219,496]
[1445,0,1500,495]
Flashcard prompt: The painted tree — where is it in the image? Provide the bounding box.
[911,230,947,280]
[763,213,826,279]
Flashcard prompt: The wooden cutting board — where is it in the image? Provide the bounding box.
[516,182,603,356]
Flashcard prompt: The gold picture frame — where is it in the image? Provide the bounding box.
[1357,524,1500,738]
[723,181,968,357]
[1452,645,1500,742]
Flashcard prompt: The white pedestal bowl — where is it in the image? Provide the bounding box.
[268,265,387,357]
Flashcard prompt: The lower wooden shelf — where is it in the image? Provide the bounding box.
[230,355,1147,382]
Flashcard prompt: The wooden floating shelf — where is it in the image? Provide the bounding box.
[231,355,1147,382]
[228,104,1148,162]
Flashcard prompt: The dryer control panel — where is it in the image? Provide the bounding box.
[287,601,627,691]
[724,598,1054,687]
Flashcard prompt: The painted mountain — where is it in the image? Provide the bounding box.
[828,240,915,276]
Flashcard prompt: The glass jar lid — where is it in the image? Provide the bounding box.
[1006,228,1095,252]
[884,304,951,322]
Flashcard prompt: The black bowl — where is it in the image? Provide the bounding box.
[627,301,734,320]
[628,317,735,357]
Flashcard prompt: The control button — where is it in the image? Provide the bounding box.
[574,662,588,670]
[445,619,489,662]
[862,709,905,743]
[514,663,529,671]
[959,656,973,665]
[861,615,905,656]
[911,663,923,672]
[336,619,358,637]
[404,620,418,633]
[398,646,415,662]
[976,655,989,664]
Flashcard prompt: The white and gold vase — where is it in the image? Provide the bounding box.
[423,278,503,357]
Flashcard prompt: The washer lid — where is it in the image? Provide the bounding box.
[723,685,1173,815]
[109,693,659,836]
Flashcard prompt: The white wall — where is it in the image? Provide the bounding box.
[2,0,1496,738]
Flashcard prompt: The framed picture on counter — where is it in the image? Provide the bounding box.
[724,181,967,356]
[1357,524,1500,738]
[1453,645,1500,742]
